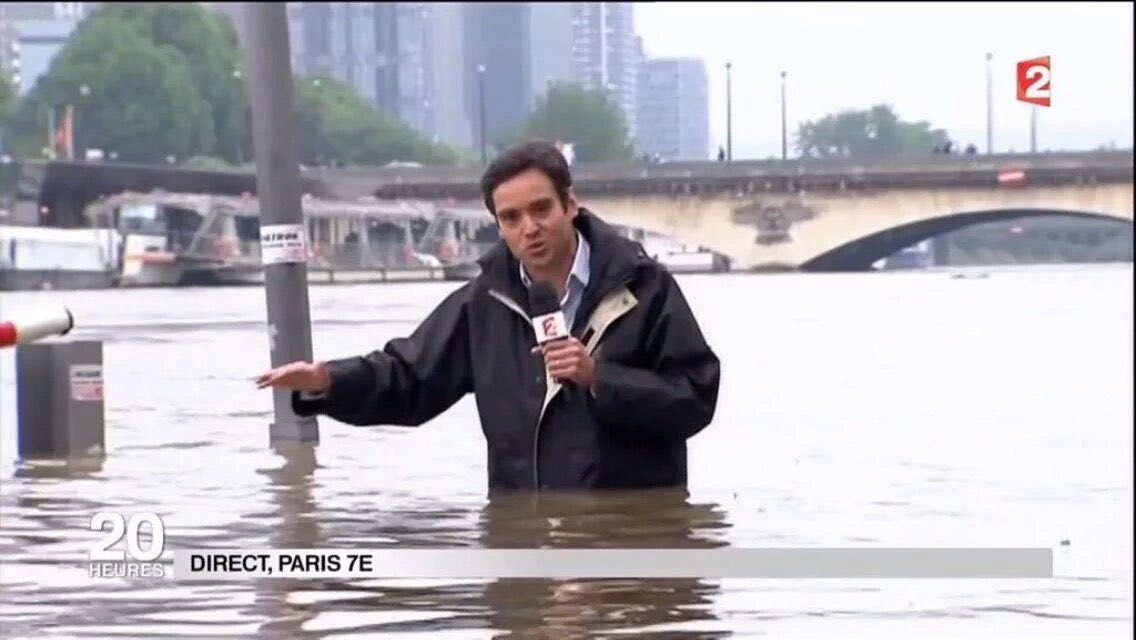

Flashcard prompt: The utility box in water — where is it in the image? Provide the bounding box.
[16,340,106,459]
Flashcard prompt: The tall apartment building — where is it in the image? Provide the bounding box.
[569,2,637,140]
[0,2,96,95]
[458,3,520,155]
[637,58,710,161]
[427,3,472,149]
[461,3,579,155]
[462,2,531,154]
[282,2,476,150]
[271,3,579,155]
[629,34,645,148]
[396,3,431,138]
[286,2,400,117]
[528,3,572,107]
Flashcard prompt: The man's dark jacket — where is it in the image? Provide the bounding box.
[293,210,721,490]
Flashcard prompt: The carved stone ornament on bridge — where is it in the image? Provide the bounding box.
[731,197,822,245]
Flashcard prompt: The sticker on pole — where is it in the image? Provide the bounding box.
[70,365,104,402]
[260,224,309,265]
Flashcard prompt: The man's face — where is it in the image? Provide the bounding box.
[491,168,578,274]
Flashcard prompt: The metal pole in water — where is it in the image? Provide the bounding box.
[240,2,319,443]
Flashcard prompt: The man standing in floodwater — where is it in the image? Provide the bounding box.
[256,139,721,491]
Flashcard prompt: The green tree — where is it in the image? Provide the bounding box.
[100,3,248,163]
[25,14,214,162]
[0,69,17,196]
[6,2,246,163]
[517,81,634,163]
[5,3,455,165]
[294,76,457,166]
[795,104,949,158]
[0,66,16,131]
[4,3,241,162]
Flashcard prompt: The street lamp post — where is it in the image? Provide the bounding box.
[1030,106,1038,154]
[780,71,787,161]
[232,68,245,165]
[725,61,732,162]
[985,52,993,154]
[477,65,487,164]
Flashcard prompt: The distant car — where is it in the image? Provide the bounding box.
[385,161,424,168]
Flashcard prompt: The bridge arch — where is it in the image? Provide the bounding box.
[799,208,1134,272]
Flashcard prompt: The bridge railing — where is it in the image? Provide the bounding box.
[314,149,1135,189]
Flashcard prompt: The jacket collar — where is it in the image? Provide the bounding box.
[476,208,651,309]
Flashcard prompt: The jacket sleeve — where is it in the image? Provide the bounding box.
[588,271,721,442]
[291,284,474,426]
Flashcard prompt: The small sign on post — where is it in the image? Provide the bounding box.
[260,224,309,265]
[70,364,105,402]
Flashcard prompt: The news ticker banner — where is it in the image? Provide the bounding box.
[149,548,1053,580]
[87,513,1053,581]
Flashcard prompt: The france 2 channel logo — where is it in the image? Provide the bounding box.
[1017,56,1051,107]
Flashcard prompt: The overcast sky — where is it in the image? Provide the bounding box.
[634,1,1134,160]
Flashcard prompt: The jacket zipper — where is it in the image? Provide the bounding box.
[488,290,547,489]
[489,277,634,490]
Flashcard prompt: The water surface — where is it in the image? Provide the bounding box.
[1,264,1132,637]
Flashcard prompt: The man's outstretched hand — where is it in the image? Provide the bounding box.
[255,361,331,393]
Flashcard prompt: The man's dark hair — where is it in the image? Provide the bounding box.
[480,139,573,217]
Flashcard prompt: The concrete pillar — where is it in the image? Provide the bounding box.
[16,340,106,459]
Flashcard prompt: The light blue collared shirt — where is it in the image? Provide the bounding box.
[520,231,591,331]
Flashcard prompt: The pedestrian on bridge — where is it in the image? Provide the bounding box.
[256,139,721,492]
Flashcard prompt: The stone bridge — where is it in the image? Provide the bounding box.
[587,181,1133,271]
[346,151,1134,271]
[12,150,1134,271]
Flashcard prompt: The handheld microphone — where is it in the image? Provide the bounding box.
[0,306,75,349]
[528,281,570,345]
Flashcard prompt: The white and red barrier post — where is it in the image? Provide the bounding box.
[0,306,75,349]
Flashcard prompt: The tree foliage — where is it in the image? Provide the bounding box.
[4,3,457,166]
[7,3,231,162]
[294,76,457,166]
[795,104,950,158]
[518,81,634,163]
[106,3,248,162]
[1,69,15,196]
[0,67,16,133]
